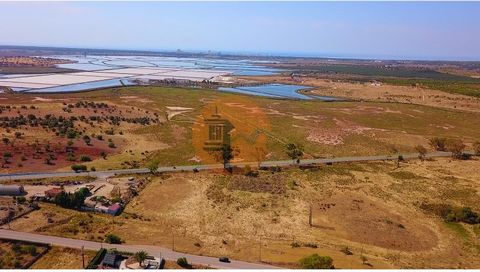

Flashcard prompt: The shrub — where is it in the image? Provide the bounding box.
[16,196,26,204]
[299,254,334,269]
[340,246,353,255]
[473,141,480,156]
[71,164,87,172]
[446,138,466,159]
[290,241,301,248]
[66,130,78,139]
[22,245,37,256]
[429,137,447,151]
[445,207,480,224]
[80,155,92,162]
[108,142,116,148]
[303,242,318,248]
[414,145,427,159]
[104,234,122,244]
[176,257,190,268]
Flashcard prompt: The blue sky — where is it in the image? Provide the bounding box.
[0,2,479,60]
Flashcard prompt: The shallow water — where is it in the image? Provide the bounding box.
[218,84,343,101]
[27,78,135,93]
[218,84,312,99]
[54,55,280,76]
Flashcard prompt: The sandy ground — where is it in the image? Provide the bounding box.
[239,75,480,113]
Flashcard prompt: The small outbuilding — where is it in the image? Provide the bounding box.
[0,185,25,196]
[101,253,124,269]
[107,203,122,216]
[44,188,64,199]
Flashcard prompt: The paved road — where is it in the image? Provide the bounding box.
[0,151,458,181]
[0,229,277,269]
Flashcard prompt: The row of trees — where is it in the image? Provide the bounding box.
[426,137,480,159]
[54,187,90,209]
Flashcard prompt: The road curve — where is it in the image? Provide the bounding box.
[0,151,458,181]
[0,229,277,269]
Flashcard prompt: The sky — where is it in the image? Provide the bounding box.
[0,1,479,61]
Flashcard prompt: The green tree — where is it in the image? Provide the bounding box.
[133,251,149,267]
[286,143,304,163]
[298,254,334,269]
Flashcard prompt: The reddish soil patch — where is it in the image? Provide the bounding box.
[0,137,118,173]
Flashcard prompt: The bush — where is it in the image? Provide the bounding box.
[303,242,318,248]
[473,141,480,156]
[429,137,447,151]
[299,254,334,269]
[340,246,353,255]
[71,164,87,172]
[16,196,26,204]
[446,138,466,159]
[104,234,122,244]
[445,207,480,224]
[80,155,92,162]
[22,245,37,256]
[176,257,190,268]
[108,142,116,148]
[290,241,301,248]
[415,145,427,159]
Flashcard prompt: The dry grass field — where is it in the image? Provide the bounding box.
[30,246,96,269]
[10,157,480,268]
[0,239,48,269]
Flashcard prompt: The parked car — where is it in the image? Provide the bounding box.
[219,257,230,263]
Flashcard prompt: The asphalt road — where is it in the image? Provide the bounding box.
[0,229,277,269]
[0,151,457,181]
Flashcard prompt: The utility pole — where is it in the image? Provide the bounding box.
[259,236,262,262]
[309,204,313,227]
[172,229,175,251]
[82,246,85,269]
